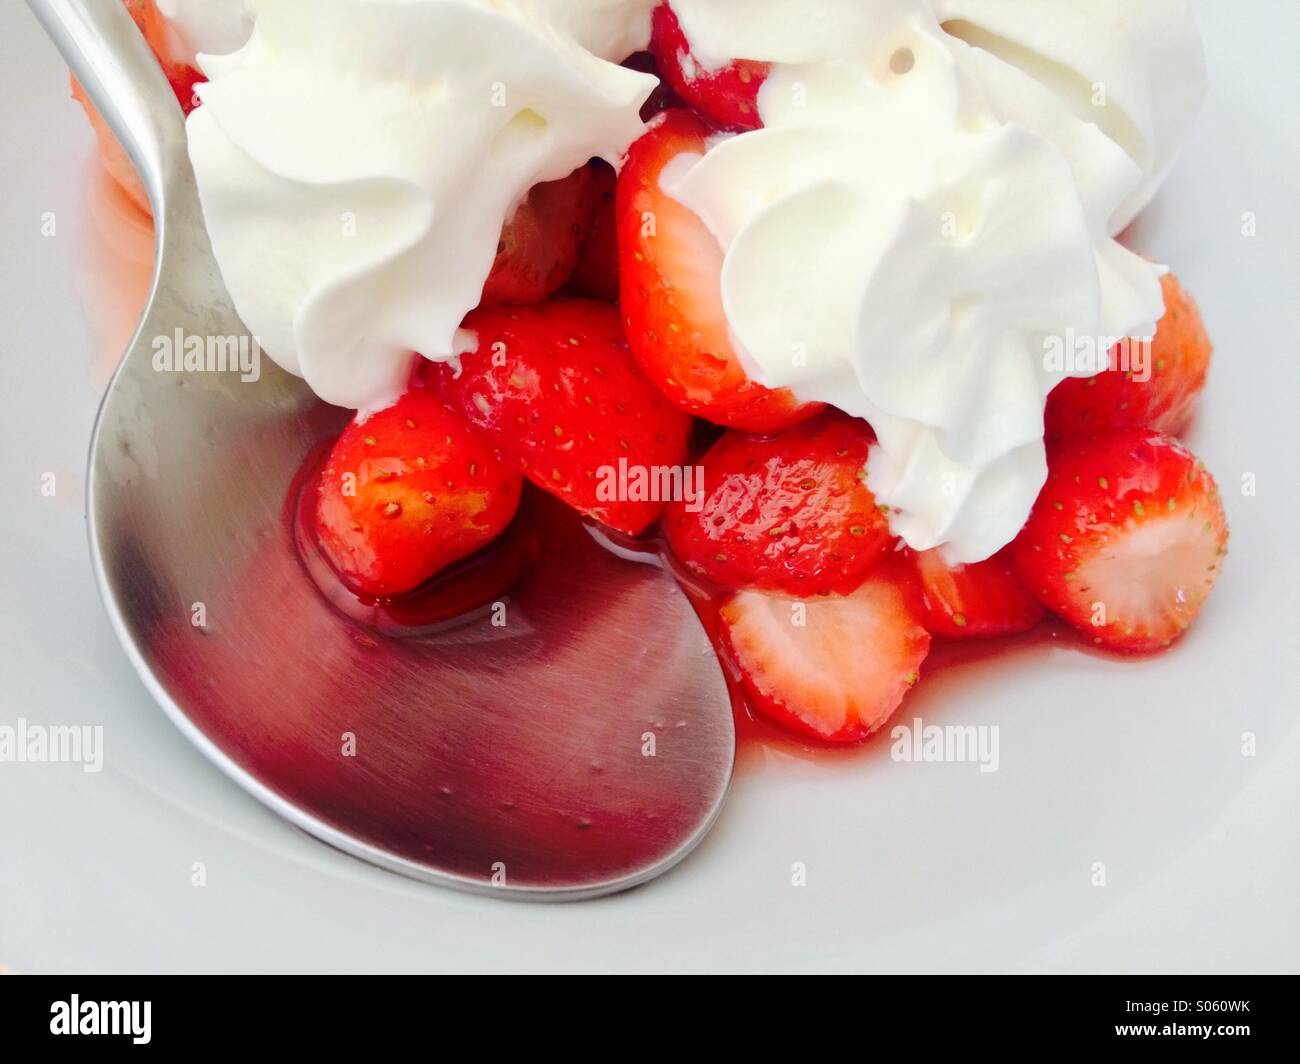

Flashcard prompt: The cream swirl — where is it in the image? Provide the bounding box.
[186,0,657,412]
[664,0,1205,561]
[155,0,253,64]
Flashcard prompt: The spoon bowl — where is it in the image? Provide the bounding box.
[34,0,735,898]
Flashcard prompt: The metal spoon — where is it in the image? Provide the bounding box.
[32,0,734,899]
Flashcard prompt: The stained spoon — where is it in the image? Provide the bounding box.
[30,0,735,899]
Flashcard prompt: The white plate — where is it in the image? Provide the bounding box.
[1,2,1296,973]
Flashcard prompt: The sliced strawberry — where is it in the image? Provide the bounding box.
[720,561,931,744]
[1045,271,1213,440]
[565,161,620,303]
[617,110,819,431]
[649,3,768,132]
[479,167,597,308]
[665,412,893,597]
[428,299,694,534]
[908,547,1044,639]
[315,386,523,598]
[1011,428,1228,654]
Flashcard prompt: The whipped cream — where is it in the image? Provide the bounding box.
[186,0,658,411]
[155,0,253,64]
[174,0,1205,562]
[664,0,1205,561]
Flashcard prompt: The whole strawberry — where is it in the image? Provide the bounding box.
[315,387,522,598]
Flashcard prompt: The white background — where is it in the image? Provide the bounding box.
[0,1,1296,972]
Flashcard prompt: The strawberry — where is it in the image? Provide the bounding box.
[1045,271,1213,440]
[908,548,1044,639]
[665,412,893,597]
[315,386,523,598]
[479,167,597,308]
[1010,429,1228,654]
[617,110,819,431]
[125,0,205,114]
[565,161,620,303]
[427,299,694,534]
[649,3,768,132]
[720,561,931,744]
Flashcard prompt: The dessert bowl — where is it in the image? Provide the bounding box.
[4,0,1298,974]
[12,0,1279,926]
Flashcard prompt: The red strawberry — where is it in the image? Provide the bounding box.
[908,548,1044,639]
[665,412,893,597]
[1045,271,1213,440]
[315,387,523,598]
[126,0,205,114]
[617,110,819,431]
[720,561,931,744]
[480,167,597,307]
[649,3,768,132]
[1011,428,1228,653]
[428,299,694,534]
[566,161,620,303]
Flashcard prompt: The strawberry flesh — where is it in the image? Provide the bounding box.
[909,547,1044,639]
[617,110,820,431]
[1011,428,1228,653]
[720,561,931,743]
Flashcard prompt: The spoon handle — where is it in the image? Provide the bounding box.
[26,0,185,216]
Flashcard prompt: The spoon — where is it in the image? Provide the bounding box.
[32,0,735,899]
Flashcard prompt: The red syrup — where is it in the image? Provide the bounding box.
[291,442,778,745]
[289,444,1102,764]
[289,441,545,638]
[629,536,1118,762]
